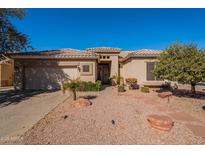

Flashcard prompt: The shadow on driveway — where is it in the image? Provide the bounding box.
[0,90,57,108]
[156,88,205,100]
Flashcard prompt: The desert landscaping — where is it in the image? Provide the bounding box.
[14,84,205,145]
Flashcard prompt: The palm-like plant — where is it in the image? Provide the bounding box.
[63,78,81,100]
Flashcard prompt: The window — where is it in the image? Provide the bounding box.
[81,63,93,75]
[82,65,90,72]
[107,56,110,59]
[103,56,106,59]
[146,62,155,81]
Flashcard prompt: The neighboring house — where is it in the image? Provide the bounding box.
[10,47,161,90]
[0,56,14,87]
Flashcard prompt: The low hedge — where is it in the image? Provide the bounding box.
[140,86,150,93]
[77,80,102,91]
[125,78,138,85]
[118,84,126,92]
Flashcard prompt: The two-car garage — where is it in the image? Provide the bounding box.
[13,57,97,90]
[25,66,79,90]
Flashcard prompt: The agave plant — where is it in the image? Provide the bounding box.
[63,77,81,100]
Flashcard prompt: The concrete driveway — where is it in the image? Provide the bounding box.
[0,89,70,144]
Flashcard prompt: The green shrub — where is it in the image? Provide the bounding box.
[126,78,139,90]
[95,80,102,91]
[77,80,102,91]
[118,84,125,92]
[125,78,138,85]
[63,79,102,100]
[63,78,81,100]
[140,86,150,93]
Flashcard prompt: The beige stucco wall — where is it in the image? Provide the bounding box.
[120,57,157,84]
[14,55,159,89]
[98,54,119,78]
[14,59,97,90]
[79,61,97,82]
[110,55,119,77]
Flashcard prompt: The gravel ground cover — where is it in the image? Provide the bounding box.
[16,85,205,144]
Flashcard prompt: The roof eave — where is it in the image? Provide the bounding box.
[121,54,159,62]
[10,55,98,60]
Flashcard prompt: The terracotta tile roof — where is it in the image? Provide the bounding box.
[9,48,162,61]
[42,48,94,55]
[129,49,161,56]
[10,49,98,59]
[86,47,122,53]
[121,49,162,62]
[119,51,132,58]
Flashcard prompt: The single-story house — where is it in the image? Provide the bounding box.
[10,47,162,90]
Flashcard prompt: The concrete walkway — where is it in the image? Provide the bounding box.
[0,90,70,143]
[0,86,14,92]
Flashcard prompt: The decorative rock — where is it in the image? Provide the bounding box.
[158,92,173,98]
[64,115,68,119]
[72,98,92,108]
[147,114,174,131]
[111,120,115,125]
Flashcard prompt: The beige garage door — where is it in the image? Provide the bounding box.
[25,67,78,90]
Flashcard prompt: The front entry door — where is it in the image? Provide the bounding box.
[102,66,109,84]
[98,65,110,84]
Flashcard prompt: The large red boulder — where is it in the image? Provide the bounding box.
[158,92,173,98]
[147,114,174,131]
[72,98,92,108]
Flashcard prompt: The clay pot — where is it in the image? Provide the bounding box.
[110,79,117,86]
[129,84,139,90]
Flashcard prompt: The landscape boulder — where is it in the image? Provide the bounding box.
[147,114,174,131]
[72,98,92,108]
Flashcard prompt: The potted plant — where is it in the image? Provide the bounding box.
[125,78,139,90]
[110,73,124,86]
[140,86,150,93]
[110,75,117,86]
[118,84,126,92]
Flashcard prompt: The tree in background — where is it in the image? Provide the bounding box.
[154,42,205,94]
[0,8,32,53]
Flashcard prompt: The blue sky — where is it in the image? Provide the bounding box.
[12,8,205,51]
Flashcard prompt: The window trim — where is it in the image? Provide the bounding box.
[82,65,90,73]
[146,62,158,81]
[80,63,93,76]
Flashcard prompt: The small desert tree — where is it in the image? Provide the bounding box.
[63,78,81,100]
[154,42,205,94]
